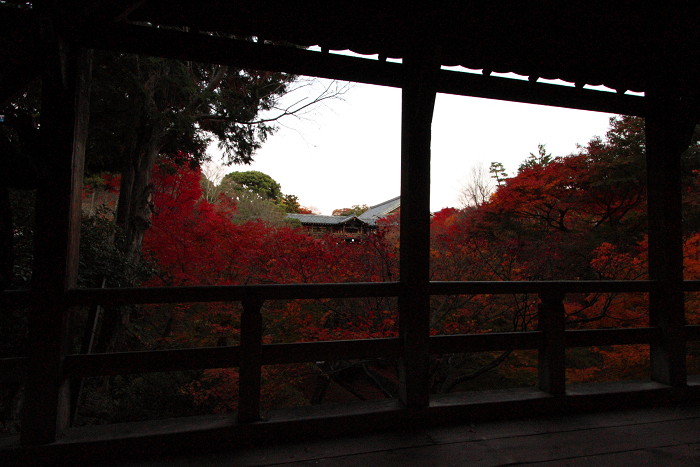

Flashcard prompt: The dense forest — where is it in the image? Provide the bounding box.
[3,87,700,427]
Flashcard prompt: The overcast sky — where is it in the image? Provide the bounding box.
[207,61,619,215]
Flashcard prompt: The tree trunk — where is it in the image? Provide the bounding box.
[115,99,164,261]
[102,69,166,352]
[119,138,160,261]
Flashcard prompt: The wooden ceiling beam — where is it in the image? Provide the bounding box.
[437,71,647,117]
[74,21,405,86]
[73,21,647,115]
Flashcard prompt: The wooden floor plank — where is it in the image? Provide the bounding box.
[84,405,700,467]
[522,444,700,467]
[426,403,700,444]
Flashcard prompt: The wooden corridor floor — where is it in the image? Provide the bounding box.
[90,403,700,467]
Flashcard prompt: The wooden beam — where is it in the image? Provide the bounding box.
[428,327,659,355]
[63,339,403,378]
[21,45,92,444]
[687,325,700,341]
[430,280,659,296]
[51,325,678,379]
[645,83,695,387]
[56,323,675,379]
[0,280,663,309]
[565,327,658,348]
[72,21,647,115]
[238,299,263,423]
[437,70,646,116]
[63,282,403,306]
[429,332,542,354]
[538,291,566,395]
[64,347,242,378]
[74,21,404,87]
[261,338,402,365]
[398,44,438,409]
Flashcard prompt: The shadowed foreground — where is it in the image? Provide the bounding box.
[84,403,700,467]
[3,382,700,466]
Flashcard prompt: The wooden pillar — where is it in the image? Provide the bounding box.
[398,45,438,409]
[21,43,92,443]
[238,298,263,423]
[537,291,566,395]
[645,84,696,387]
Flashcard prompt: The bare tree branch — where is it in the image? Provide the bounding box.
[195,79,352,126]
[458,162,495,208]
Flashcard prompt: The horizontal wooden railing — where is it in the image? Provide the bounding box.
[430,280,662,295]
[3,279,700,424]
[59,337,404,378]
[1,282,404,307]
[1,279,674,309]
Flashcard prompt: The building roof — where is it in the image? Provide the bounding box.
[288,197,400,227]
[287,214,357,226]
[358,196,401,226]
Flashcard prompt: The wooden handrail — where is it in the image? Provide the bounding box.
[0,279,679,382]
[4,279,697,427]
[565,327,659,347]
[682,281,700,292]
[0,280,666,309]
[430,280,661,295]
[50,326,687,379]
[62,346,242,377]
[58,338,403,378]
[68,282,403,305]
[428,331,542,354]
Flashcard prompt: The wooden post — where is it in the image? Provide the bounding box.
[645,84,696,387]
[398,45,438,409]
[21,44,92,443]
[238,298,263,423]
[538,291,566,395]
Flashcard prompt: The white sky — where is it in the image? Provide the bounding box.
[208,68,619,215]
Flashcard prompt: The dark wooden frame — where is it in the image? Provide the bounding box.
[1,14,699,448]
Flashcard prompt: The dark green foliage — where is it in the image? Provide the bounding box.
[85,50,295,258]
[78,208,153,289]
[86,52,293,175]
[332,205,370,217]
[221,170,283,201]
[518,143,553,173]
[489,161,508,186]
[280,194,301,213]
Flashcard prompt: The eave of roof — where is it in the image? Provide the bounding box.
[287,214,368,226]
[359,196,400,221]
[123,2,700,95]
[4,4,700,115]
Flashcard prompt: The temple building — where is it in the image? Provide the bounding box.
[287,196,400,241]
